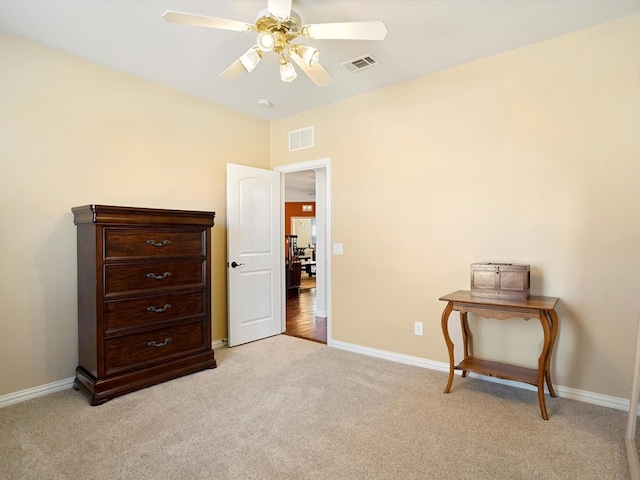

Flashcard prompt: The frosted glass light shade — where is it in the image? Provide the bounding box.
[239,48,262,72]
[256,31,275,51]
[280,61,297,82]
[297,45,320,67]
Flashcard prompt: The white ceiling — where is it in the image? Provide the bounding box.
[1,0,639,123]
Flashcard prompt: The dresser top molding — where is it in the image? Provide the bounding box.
[72,205,215,227]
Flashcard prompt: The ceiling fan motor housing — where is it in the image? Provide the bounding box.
[255,8,302,53]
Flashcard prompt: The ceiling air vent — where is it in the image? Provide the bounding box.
[289,126,314,151]
[341,55,379,73]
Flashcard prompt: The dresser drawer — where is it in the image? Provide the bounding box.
[105,290,206,333]
[104,228,205,259]
[104,260,205,296]
[105,321,206,375]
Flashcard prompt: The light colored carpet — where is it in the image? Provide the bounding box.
[0,335,633,479]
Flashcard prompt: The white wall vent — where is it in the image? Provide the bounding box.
[341,55,379,72]
[289,126,314,151]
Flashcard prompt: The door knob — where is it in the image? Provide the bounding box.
[230,261,244,268]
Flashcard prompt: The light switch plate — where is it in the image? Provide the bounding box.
[414,322,423,336]
[332,243,343,255]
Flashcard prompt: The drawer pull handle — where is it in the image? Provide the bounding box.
[148,338,172,348]
[147,304,172,313]
[147,239,172,247]
[147,272,172,280]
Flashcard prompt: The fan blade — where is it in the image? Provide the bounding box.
[302,21,387,40]
[267,0,292,19]
[219,59,247,80]
[290,52,333,87]
[163,11,253,33]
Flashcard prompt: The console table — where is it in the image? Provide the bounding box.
[440,290,559,420]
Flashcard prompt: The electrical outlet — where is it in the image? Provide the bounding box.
[414,322,423,336]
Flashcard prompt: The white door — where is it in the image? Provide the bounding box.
[227,164,283,347]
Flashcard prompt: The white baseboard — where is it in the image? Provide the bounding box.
[0,377,75,409]
[329,339,633,413]
[1,338,631,412]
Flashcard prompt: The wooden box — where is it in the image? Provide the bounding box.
[470,262,530,300]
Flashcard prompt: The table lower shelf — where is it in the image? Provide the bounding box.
[456,357,539,387]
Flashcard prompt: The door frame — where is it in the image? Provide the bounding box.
[275,158,332,344]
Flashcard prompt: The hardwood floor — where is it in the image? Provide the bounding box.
[285,276,327,344]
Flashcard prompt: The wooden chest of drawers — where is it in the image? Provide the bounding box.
[72,205,217,405]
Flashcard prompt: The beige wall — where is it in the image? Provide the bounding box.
[2,13,639,402]
[0,33,270,396]
[270,14,640,399]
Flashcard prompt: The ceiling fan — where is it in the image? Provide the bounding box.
[162,0,387,87]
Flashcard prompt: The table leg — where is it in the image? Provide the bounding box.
[441,301,455,394]
[460,312,469,377]
[537,310,553,420]
[544,310,559,398]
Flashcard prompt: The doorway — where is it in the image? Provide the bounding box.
[276,159,331,345]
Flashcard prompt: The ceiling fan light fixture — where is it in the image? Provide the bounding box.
[163,5,386,87]
[239,47,263,73]
[280,60,297,82]
[296,45,320,67]
[256,31,275,51]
